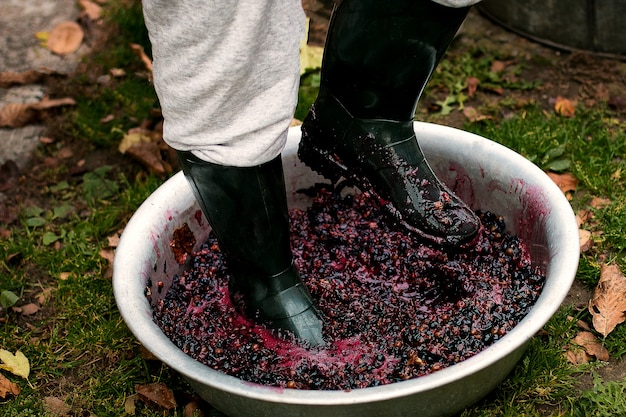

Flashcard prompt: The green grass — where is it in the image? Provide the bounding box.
[2,1,626,416]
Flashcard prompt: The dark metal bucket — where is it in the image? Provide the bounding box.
[478,0,626,59]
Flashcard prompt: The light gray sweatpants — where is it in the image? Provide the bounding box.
[142,0,481,167]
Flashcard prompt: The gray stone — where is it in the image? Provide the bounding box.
[0,0,81,169]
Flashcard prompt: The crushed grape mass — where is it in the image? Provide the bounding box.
[149,188,544,390]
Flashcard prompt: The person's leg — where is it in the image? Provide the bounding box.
[299,0,482,246]
[142,0,303,166]
[142,0,324,346]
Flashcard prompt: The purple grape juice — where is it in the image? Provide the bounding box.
[149,189,544,390]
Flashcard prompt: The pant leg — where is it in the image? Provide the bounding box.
[142,1,306,167]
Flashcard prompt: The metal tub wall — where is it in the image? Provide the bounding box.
[479,0,626,58]
[113,123,579,417]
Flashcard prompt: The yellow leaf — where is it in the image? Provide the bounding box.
[554,96,576,117]
[118,130,152,154]
[35,31,50,47]
[0,350,30,379]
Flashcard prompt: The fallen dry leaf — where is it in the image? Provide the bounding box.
[59,272,72,281]
[579,229,592,253]
[44,396,72,416]
[33,97,77,110]
[576,209,592,228]
[490,60,508,73]
[554,96,577,117]
[14,303,40,316]
[109,67,126,77]
[462,106,491,123]
[0,69,49,88]
[0,350,30,379]
[589,264,626,337]
[125,394,139,414]
[78,0,103,21]
[107,233,120,248]
[566,348,591,365]
[0,103,37,128]
[0,97,76,128]
[56,147,73,159]
[589,197,611,209]
[573,331,610,361]
[130,43,153,73]
[118,128,153,153]
[99,248,115,265]
[466,76,479,98]
[36,288,54,305]
[136,382,177,410]
[0,373,20,399]
[125,142,172,176]
[47,21,84,55]
[576,319,593,332]
[547,172,578,193]
[184,401,204,417]
[100,114,115,123]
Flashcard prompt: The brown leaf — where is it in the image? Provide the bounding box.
[107,233,120,248]
[13,303,40,316]
[0,103,37,128]
[462,106,492,123]
[36,288,54,305]
[99,248,115,265]
[56,147,73,159]
[547,172,578,193]
[78,0,103,21]
[577,319,593,332]
[110,68,126,78]
[100,114,115,123]
[573,331,610,361]
[589,197,611,209]
[579,229,592,253]
[0,97,76,128]
[130,43,153,73]
[576,209,592,228]
[125,142,172,176]
[184,401,205,417]
[466,76,479,98]
[490,60,508,73]
[589,264,626,337]
[31,97,76,110]
[47,21,84,55]
[566,348,591,365]
[0,373,20,399]
[44,396,72,416]
[135,382,177,410]
[0,70,46,88]
[554,96,577,117]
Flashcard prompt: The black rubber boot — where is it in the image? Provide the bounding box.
[299,0,481,246]
[177,151,324,346]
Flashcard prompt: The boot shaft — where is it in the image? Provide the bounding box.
[321,0,471,121]
[177,151,293,276]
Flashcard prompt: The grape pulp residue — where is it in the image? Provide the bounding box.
[149,189,545,390]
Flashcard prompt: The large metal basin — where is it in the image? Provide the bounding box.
[113,123,579,417]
